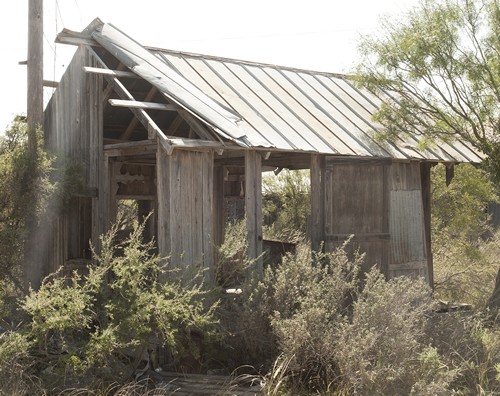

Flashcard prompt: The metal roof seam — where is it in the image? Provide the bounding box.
[241,64,338,154]
[199,58,297,150]
[235,63,320,152]
[380,88,475,162]
[286,70,375,156]
[325,76,413,159]
[261,67,355,155]
[155,51,241,119]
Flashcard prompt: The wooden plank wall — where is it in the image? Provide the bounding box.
[43,46,102,278]
[323,158,390,274]
[319,157,430,283]
[157,146,214,283]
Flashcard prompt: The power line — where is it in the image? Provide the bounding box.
[72,0,83,25]
[146,26,379,46]
[55,0,65,28]
[53,0,58,93]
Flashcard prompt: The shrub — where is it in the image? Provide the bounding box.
[252,242,473,394]
[0,330,40,395]
[335,270,452,395]
[16,219,218,391]
[251,242,361,390]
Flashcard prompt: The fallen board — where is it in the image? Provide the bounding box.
[155,371,262,395]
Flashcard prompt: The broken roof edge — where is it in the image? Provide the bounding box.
[56,19,272,149]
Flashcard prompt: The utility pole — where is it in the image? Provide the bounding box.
[25,0,44,291]
[27,0,43,156]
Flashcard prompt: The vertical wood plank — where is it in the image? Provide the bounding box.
[381,163,390,276]
[202,151,214,285]
[156,142,171,262]
[420,162,434,287]
[89,59,104,254]
[213,165,225,249]
[310,154,324,253]
[245,150,263,275]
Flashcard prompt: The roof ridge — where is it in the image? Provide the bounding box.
[145,46,350,79]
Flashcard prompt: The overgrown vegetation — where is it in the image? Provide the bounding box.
[0,220,217,393]
[219,237,500,394]
[2,114,500,394]
[432,164,500,308]
[0,118,53,293]
[262,169,310,242]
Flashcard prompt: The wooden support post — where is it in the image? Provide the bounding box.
[310,154,324,254]
[213,165,225,248]
[156,142,171,277]
[27,0,43,154]
[245,150,263,275]
[420,162,434,288]
[89,67,105,254]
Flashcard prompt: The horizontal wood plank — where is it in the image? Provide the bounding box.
[84,66,139,79]
[108,99,177,111]
[326,233,391,242]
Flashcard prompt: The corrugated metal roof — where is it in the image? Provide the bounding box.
[90,21,483,162]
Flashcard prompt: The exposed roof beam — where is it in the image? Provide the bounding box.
[56,19,104,47]
[104,140,157,157]
[108,99,177,112]
[177,108,218,142]
[86,47,173,154]
[166,136,238,150]
[167,114,184,135]
[103,63,126,103]
[104,137,239,156]
[84,66,139,79]
[121,86,158,140]
[43,80,59,88]
[56,30,99,46]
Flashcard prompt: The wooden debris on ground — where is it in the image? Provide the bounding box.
[154,371,262,395]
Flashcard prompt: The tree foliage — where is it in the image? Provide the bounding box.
[431,163,497,239]
[0,118,53,292]
[356,0,500,174]
[262,169,310,242]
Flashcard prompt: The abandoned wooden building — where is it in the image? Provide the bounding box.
[31,19,484,289]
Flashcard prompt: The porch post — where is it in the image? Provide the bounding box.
[310,154,324,253]
[245,150,263,275]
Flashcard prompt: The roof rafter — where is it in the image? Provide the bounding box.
[85,46,173,154]
[121,86,158,140]
[108,99,177,112]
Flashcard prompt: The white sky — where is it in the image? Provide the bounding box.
[0,0,420,133]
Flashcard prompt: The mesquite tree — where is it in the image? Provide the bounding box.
[355,0,500,311]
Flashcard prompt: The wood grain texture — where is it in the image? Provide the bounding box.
[245,150,263,275]
[324,159,389,274]
[156,147,214,283]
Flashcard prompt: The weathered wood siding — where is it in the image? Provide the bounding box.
[316,156,430,283]
[323,158,390,273]
[245,151,263,274]
[43,46,103,276]
[44,46,94,185]
[157,146,214,282]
